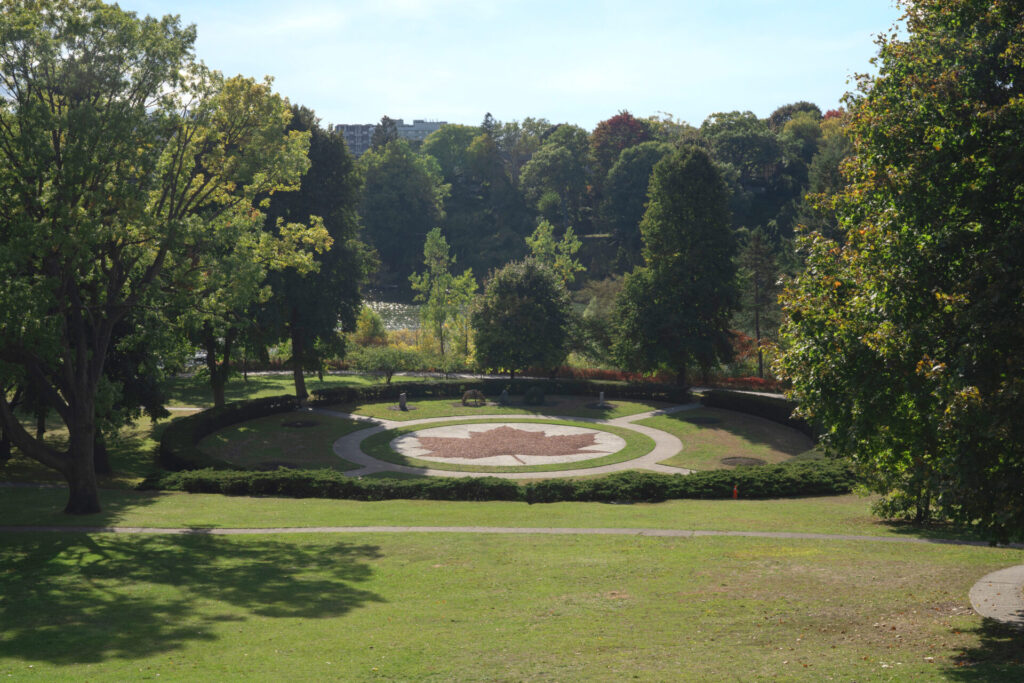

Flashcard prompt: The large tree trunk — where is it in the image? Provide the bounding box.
[675,364,688,389]
[64,399,102,515]
[291,325,308,403]
[93,432,112,475]
[205,329,235,409]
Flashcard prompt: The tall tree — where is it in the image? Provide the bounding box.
[409,228,476,357]
[735,228,780,378]
[472,259,572,379]
[600,141,673,267]
[590,110,653,190]
[260,106,372,402]
[525,219,584,285]
[370,115,399,150]
[778,0,1024,540]
[612,147,738,386]
[359,139,449,292]
[0,1,318,513]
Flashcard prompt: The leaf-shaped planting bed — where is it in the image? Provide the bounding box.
[361,419,655,473]
[416,426,599,459]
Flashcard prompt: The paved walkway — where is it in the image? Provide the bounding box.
[1,524,1020,548]
[969,565,1024,627]
[315,404,699,479]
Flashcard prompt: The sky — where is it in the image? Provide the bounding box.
[119,0,905,131]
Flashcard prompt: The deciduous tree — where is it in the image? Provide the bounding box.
[612,147,738,386]
[778,0,1024,540]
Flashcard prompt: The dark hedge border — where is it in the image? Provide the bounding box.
[138,459,855,503]
[700,389,816,438]
[159,379,691,472]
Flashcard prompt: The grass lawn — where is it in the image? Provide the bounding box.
[1,527,1021,680]
[343,396,678,422]
[161,372,422,409]
[360,418,655,473]
[198,411,364,471]
[639,407,818,470]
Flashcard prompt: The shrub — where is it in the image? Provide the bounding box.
[523,385,545,406]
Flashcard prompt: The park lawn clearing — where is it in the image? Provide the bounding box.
[639,407,816,470]
[198,411,364,471]
[360,418,654,473]
[345,395,677,422]
[0,489,983,542]
[0,530,1021,680]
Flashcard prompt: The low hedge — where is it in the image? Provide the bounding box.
[139,459,855,503]
[700,389,816,438]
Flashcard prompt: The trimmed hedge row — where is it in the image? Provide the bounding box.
[700,389,816,438]
[139,459,856,503]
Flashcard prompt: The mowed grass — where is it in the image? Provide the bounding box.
[198,411,364,471]
[1,529,1021,680]
[360,418,655,473]
[162,372,421,409]
[640,407,817,470]
[0,487,988,542]
[344,396,678,421]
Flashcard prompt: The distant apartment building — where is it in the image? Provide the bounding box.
[335,118,447,156]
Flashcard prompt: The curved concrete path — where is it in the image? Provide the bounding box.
[317,403,699,479]
[969,565,1024,627]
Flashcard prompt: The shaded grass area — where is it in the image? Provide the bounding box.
[0,488,992,542]
[360,418,655,473]
[640,407,817,470]
[344,396,677,422]
[0,531,1020,680]
[198,411,363,471]
[0,415,177,487]
[161,372,419,409]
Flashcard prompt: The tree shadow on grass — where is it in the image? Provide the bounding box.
[653,408,813,456]
[0,532,384,665]
[943,618,1024,680]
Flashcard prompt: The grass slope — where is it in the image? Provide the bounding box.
[1,530,1020,680]
[640,407,817,470]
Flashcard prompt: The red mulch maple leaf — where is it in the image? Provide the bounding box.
[415,426,598,460]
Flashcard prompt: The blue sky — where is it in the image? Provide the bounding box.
[120,1,904,130]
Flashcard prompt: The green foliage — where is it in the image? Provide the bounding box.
[358,139,450,289]
[600,141,673,267]
[525,220,584,285]
[523,386,545,406]
[471,259,573,378]
[735,227,781,377]
[350,346,421,384]
[352,307,388,347]
[612,147,738,385]
[257,105,371,400]
[409,228,477,357]
[779,0,1024,541]
[589,110,653,188]
[0,1,317,513]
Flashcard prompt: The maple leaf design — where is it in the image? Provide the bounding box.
[415,426,599,460]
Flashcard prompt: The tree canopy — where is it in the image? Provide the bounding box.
[779,0,1024,541]
[612,147,738,386]
[471,259,572,379]
[0,0,322,512]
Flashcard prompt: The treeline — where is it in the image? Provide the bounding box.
[360,105,851,293]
